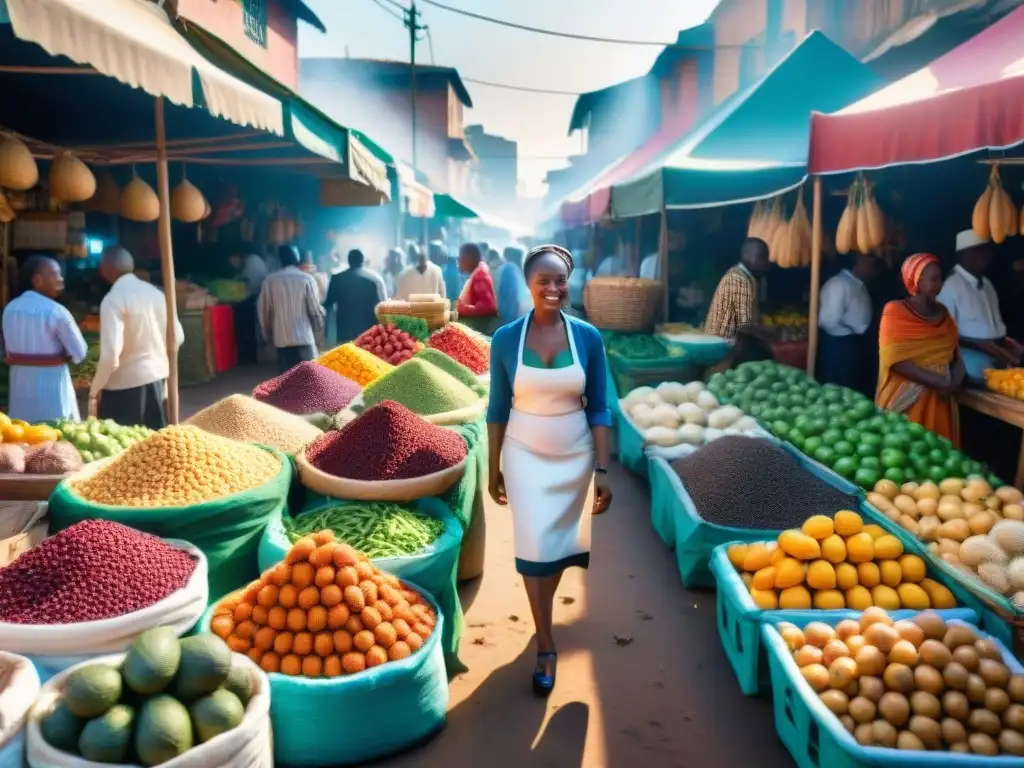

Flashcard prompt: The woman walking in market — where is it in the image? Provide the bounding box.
[486,244,613,696]
[876,253,964,445]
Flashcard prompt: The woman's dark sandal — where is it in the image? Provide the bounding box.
[533,652,557,696]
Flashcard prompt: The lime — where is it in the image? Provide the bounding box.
[834,456,858,479]
[856,443,879,459]
[907,422,926,437]
[882,433,910,451]
[807,417,829,437]
[860,456,882,471]
[851,401,876,421]
[833,441,855,457]
[883,467,906,484]
[788,429,806,449]
[927,466,947,483]
[803,436,824,455]
[855,467,882,488]
[989,473,1004,488]
[928,448,946,465]
[880,448,907,470]
[814,446,837,466]
[771,421,791,439]
[844,429,862,445]
[822,428,844,445]
[860,433,883,448]
[794,414,812,433]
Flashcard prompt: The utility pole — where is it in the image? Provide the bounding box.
[404,2,427,245]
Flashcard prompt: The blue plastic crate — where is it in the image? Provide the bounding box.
[616,409,648,479]
[662,440,859,590]
[647,456,677,548]
[763,619,1024,768]
[710,543,979,697]
[859,502,1006,646]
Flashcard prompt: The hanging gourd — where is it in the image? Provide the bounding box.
[88,172,121,215]
[120,168,159,222]
[973,172,994,241]
[49,151,96,203]
[0,135,38,190]
[987,164,1016,244]
[788,187,812,267]
[746,200,767,240]
[0,191,15,224]
[862,180,887,251]
[171,168,206,223]
[835,182,857,255]
[201,199,212,220]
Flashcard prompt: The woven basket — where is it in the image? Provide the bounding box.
[294,451,466,502]
[584,277,662,332]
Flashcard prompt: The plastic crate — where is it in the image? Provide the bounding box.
[763,619,1024,768]
[710,542,979,697]
[647,457,678,548]
[859,502,1003,644]
[607,352,699,400]
[616,409,648,479]
[663,442,860,590]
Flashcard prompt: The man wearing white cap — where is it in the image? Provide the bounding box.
[937,229,1022,382]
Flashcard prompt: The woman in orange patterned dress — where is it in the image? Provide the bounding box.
[876,253,965,445]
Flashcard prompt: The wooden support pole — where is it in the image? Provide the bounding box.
[659,204,669,320]
[154,97,180,425]
[807,176,823,377]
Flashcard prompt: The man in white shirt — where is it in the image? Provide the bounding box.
[89,246,185,429]
[938,229,1022,382]
[258,245,325,373]
[640,251,660,280]
[395,243,445,300]
[382,248,405,299]
[816,253,882,394]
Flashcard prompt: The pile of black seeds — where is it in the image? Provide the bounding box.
[670,436,857,530]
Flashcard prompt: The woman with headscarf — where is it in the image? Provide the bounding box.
[876,253,964,444]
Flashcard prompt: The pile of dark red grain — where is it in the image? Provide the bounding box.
[252,361,361,415]
[0,520,197,624]
[305,400,468,481]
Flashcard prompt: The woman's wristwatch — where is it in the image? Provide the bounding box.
[594,465,608,475]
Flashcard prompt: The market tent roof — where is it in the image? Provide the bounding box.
[809,5,1024,174]
[611,31,882,218]
[433,193,528,236]
[3,0,282,135]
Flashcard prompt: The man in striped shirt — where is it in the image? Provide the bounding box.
[704,237,773,368]
[258,245,325,373]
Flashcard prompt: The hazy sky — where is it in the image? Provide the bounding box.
[300,0,719,197]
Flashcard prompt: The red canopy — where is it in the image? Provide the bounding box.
[809,6,1024,175]
[559,122,694,227]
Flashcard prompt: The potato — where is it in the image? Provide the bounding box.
[938,501,965,522]
[1004,503,1024,521]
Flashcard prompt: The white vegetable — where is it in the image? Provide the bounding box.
[676,402,706,426]
[677,423,705,446]
[695,390,721,412]
[630,404,656,430]
[622,386,655,410]
[678,380,706,403]
[645,392,664,408]
[733,416,759,433]
[644,426,681,447]
[655,381,688,405]
[650,404,680,429]
[707,405,744,429]
[703,427,725,443]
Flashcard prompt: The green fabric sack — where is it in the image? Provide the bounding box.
[439,419,487,530]
[47,447,294,601]
[257,497,466,675]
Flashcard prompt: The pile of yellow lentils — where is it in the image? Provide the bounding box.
[71,425,282,507]
[315,343,393,387]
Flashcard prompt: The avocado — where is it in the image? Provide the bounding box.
[171,636,231,702]
[63,664,123,718]
[123,627,181,695]
[40,703,86,753]
[135,695,194,766]
[79,704,135,763]
[189,688,245,743]
[222,664,253,708]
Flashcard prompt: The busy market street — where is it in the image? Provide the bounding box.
[9,1,1024,767]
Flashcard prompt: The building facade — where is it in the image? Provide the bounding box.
[300,58,474,196]
[464,125,518,212]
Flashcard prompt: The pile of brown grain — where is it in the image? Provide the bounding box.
[186,394,323,455]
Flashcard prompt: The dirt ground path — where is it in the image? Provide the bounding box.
[383,463,796,768]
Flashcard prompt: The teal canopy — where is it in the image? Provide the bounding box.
[611,31,882,218]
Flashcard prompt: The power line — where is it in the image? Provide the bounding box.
[462,77,580,96]
[418,0,674,46]
[425,26,436,65]
[367,0,404,23]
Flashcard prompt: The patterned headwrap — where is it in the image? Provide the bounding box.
[901,253,939,296]
[524,244,574,276]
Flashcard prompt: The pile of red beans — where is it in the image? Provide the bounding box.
[252,361,360,415]
[305,400,468,481]
[0,520,198,624]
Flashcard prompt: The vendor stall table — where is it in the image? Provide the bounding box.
[0,474,66,502]
[956,388,1024,486]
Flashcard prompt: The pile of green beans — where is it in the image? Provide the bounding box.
[285,502,446,558]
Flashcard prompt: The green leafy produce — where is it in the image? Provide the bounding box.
[379,313,430,341]
[53,416,153,464]
[707,360,997,491]
[600,331,684,361]
[286,501,446,558]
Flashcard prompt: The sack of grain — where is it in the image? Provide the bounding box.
[0,652,40,768]
[185,394,323,455]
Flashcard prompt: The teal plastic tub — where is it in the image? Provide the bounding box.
[647,457,678,548]
[710,542,979,697]
[763,619,1024,768]
[616,409,648,479]
[664,442,859,590]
